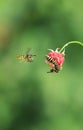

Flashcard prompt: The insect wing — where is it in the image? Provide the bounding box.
[26,48,31,55]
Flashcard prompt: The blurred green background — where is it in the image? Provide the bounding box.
[0,0,83,130]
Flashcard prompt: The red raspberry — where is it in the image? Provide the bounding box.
[48,50,64,66]
[45,48,65,72]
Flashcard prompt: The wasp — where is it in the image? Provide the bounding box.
[16,48,36,62]
[45,55,60,73]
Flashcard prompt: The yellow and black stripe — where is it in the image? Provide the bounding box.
[46,55,60,73]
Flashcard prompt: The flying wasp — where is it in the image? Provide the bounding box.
[16,48,36,62]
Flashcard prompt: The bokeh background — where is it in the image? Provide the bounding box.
[0,0,83,130]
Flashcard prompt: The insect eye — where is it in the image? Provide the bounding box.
[55,65,60,72]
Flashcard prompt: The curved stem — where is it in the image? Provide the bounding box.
[59,41,83,53]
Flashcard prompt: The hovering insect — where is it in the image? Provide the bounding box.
[16,48,36,62]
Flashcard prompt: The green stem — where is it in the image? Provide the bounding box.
[59,41,83,53]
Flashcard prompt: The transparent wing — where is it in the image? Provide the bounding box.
[26,48,31,55]
[26,48,36,56]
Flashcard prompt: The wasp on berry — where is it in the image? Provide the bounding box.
[45,48,65,73]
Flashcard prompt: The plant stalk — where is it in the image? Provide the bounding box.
[59,41,83,53]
